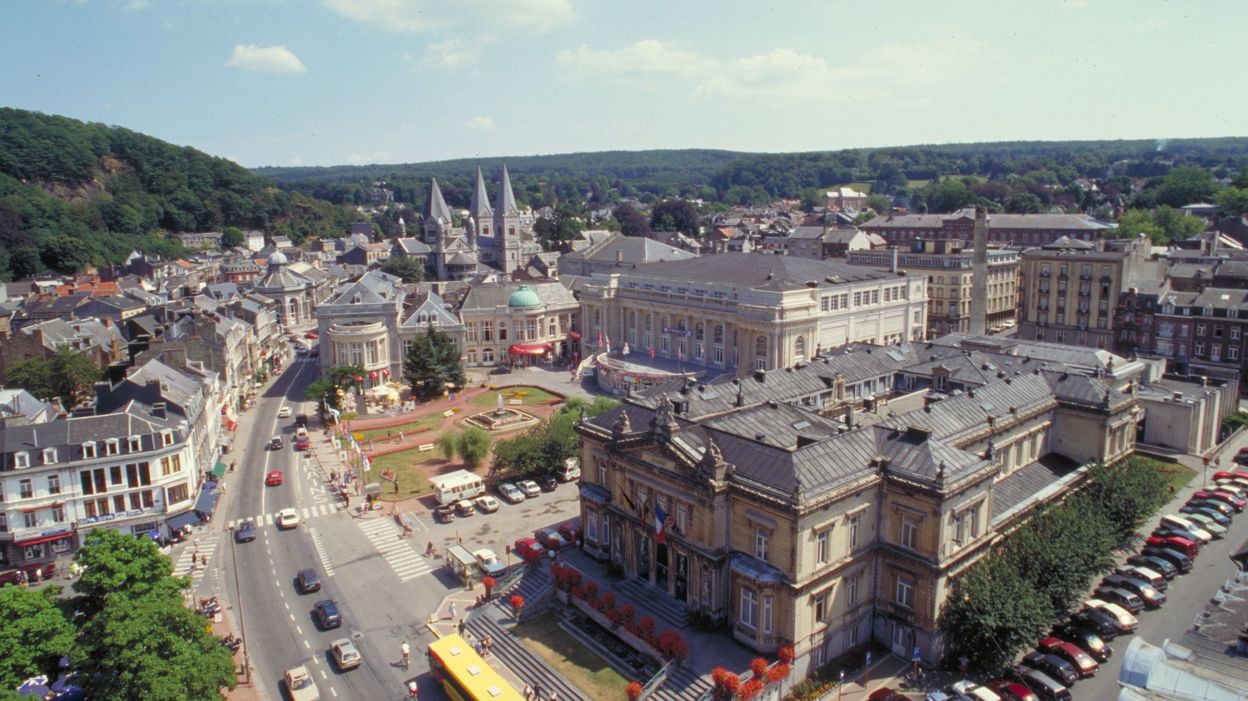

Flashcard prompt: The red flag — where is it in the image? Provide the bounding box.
[649,345,655,360]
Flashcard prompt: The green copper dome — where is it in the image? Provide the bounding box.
[508,285,542,308]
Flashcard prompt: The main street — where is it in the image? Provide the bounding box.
[215,357,583,700]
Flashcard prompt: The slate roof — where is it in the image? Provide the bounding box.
[990,455,1081,522]
[862,209,1111,231]
[0,400,188,468]
[325,270,404,306]
[496,164,519,216]
[393,238,432,255]
[423,178,453,224]
[470,167,493,219]
[562,232,695,267]
[0,389,54,423]
[459,280,576,312]
[612,253,894,289]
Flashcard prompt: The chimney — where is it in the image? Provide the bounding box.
[753,369,765,383]
[969,206,989,336]
[152,402,167,419]
[616,250,623,264]
[891,246,898,273]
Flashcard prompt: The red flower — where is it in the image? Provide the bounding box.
[767,663,790,683]
[738,679,764,701]
[638,616,656,635]
[510,594,525,611]
[619,603,636,624]
[602,591,618,609]
[750,658,769,679]
[777,644,795,664]
[712,667,741,698]
[626,682,643,701]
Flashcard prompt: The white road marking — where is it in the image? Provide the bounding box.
[356,518,433,582]
[319,670,327,680]
[308,527,336,577]
[290,613,296,622]
[295,625,303,635]
[303,640,310,649]
[331,688,338,697]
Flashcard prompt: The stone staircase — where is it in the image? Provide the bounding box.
[466,610,590,701]
[650,665,712,701]
[614,577,691,629]
[493,567,552,614]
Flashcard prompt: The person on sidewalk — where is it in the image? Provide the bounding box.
[457,619,466,636]
[449,602,458,620]
[523,684,533,701]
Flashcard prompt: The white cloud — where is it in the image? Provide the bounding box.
[288,157,306,166]
[562,38,982,102]
[465,116,496,131]
[122,0,152,11]
[324,0,572,33]
[226,44,307,74]
[422,38,487,68]
[557,40,718,82]
[345,151,393,165]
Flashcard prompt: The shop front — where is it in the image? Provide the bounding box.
[507,343,552,367]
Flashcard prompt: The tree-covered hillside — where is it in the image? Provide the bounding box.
[0,108,355,280]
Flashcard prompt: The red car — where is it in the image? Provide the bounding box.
[1145,535,1198,558]
[512,537,547,561]
[295,436,311,451]
[1193,489,1246,512]
[986,679,1038,701]
[304,331,318,339]
[1213,470,1248,482]
[265,470,283,486]
[558,522,582,545]
[1037,637,1098,677]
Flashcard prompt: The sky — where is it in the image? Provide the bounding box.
[2,0,1243,169]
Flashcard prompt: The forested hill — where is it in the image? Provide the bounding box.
[257,137,1248,209]
[0,108,354,280]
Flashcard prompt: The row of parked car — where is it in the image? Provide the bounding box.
[916,470,1247,701]
[433,476,562,524]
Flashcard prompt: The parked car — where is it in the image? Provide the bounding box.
[1186,497,1234,517]
[513,537,546,561]
[498,482,525,504]
[1213,469,1248,482]
[277,406,292,418]
[1069,608,1122,640]
[295,436,311,451]
[539,475,558,492]
[284,665,320,701]
[265,470,284,486]
[296,568,321,594]
[1115,565,1167,591]
[1093,586,1144,614]
[278,507,300,529]
[558,522,582,545]
[1084,599,1138,633]
[1102,574,1165,609]
[1050,622,1112,662]
[433,504,455,524]
[1192,489,1246,512]
[1144,535,1198,558]
[985,679,1038,701]
[866,689,908,701]
[313,599,342,629]
[1126,553,1179,579]
[475,495,501,513]
[473,548,506,577]
[1160,515,1213,542]
[1182,512,1228,537]
[331,638,362,671]
[1007,666,1071,701]
[305,331,318,339]
[950,680,1002,700]
[455,500,477,517]
[517,480,541,498]
[1151,525,1207,546]
[1021,652,1078,687]
[269,436,284,450]
[534,528,566,550]
[235,520,256,543]
[1036,638,1098,677]
[1141,546,1192,574]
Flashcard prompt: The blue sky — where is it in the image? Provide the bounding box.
[2,0,1241,168]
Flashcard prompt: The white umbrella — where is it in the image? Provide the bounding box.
[18,676,49,698]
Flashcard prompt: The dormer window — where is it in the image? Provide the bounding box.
[1204,305,1214,316]
[128,436,142,452]
[83,441,97,458]
[1162,303,1174,314]
[13,452,30,469]
[105,439,120,456]
[42,448,57,465]
[161,430,174,447]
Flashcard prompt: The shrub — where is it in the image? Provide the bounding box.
[626,681,643,701]
[658,629,686,659]
[510,594,525,611]
[711,667,740,700]
[585,580,599,601]
[618,603,636,626]
[750,658,769,679]
[739,679,765,701]
[767,663,790,683]
[602,591,618,610]
[778,644,795,664]
[638,615,656,636]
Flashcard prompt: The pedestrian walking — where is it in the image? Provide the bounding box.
[457,619,466,636]
[449,602,458,619]
[534,683,543,701]
[549,689,557,701]
[34,567,43,584]
[400,640,411,669]
[523,683,533,701]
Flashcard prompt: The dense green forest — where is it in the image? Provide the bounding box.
[257,138,1248,213]
[0,108,355,280]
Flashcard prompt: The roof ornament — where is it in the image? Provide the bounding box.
[937,462,947,481]
[698,433,730,482]
[1102,390,1112,409]
[611,410,632,439]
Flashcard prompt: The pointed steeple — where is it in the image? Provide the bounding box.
[469,168,493,220]
[496,164,518,216]
[423,177,453,224]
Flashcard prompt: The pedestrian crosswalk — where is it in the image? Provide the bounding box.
[357,517,433,582]
[172,531,220,590]
[307,527,335,578]
[226,502,343,530]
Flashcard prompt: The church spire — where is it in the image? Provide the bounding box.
[423,177,453,224]
[469,167,493,220]
[496,163,518,216]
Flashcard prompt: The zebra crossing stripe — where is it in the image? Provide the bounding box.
[308,527,335,577]
[357,518,432,582]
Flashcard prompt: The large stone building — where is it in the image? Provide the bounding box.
[575,352,1139,677]
[457,282,580,368]
[861,209,1112,247]
[421,167,542,280]
[577,254,929,378]
[1117,285,1248,383]
[315,270,407,388]
[1018,234,1154,349]
[847,240,1020,336]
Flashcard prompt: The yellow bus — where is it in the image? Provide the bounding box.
[428,633,524,701]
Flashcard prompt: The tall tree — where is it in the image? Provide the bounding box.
[381,254,425,283]
[614,204,652,238]
[650,199,700,237]
[938,556,1051,673]
[402,324,465,400]
[1152,165,1219,208]
[0,586,75,691]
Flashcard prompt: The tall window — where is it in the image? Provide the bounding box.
[47,475,60,495]
[896,576,914,609]
[755,528,769,561]
[817,529,829,564]
[900,518,917,550]
[795,336,807,362]
[814,593,827,624]
[847,573,859,605]
[19,479,33,499]
[762,594,773,634]
[740,589,758,629]
[848,515,860,549]
[754,336,767,371]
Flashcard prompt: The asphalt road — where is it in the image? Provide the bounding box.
[218,358,584,700]
[1051,462,1248,700]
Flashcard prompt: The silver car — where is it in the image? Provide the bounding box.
[517,480,541,498]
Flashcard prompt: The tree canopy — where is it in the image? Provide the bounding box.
[402,325,465,400]
[0,586,76,692]
[3,348,103,405]
[491,396,619,477]
[380,254,425,283]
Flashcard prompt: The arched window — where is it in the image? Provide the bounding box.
[755,336,767,356]
[483,348,495,363]
[795,336,806,362]
[466,351,477,365]
[713,325,724,344]
[695,322,705,341]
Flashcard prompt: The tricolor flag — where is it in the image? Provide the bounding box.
[622,342,630,356]
[649,345,655,360]
[654,501,669,544]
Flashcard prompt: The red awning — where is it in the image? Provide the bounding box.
[14,532,73,548]
[369,371,379,379]
[508,343,551,356]
[567,331,582,340]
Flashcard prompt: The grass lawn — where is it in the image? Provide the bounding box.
[470,386,560,408]
[513,613,628,698]
[353,414,443,443]
[366,448,438,501]
[1135,456,1198,492]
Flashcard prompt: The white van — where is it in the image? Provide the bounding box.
[1160,514,1212,543]
[431,469,486,506]
[557,458,581,482]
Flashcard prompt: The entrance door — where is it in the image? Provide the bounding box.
[674,553,688,601]
[891,623,912,658]
[636,537,650,580]
[655,543,669,590]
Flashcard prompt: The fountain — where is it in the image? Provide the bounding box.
[463,392,542,432]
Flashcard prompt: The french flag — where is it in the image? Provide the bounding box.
[654,502,668,544]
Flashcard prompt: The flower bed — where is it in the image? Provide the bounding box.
[554,562,687,665]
